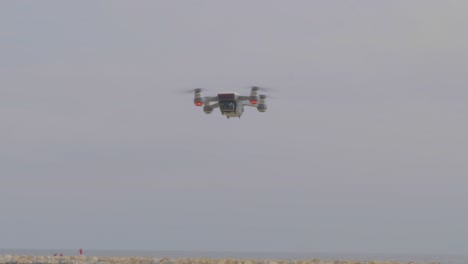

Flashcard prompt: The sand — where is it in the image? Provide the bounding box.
[0,256,441,264]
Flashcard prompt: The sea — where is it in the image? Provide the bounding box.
[0,249,466,264]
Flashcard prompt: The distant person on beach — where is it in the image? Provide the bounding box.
[79,248,83,255]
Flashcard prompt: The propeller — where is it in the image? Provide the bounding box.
[260,94,279,99]
[249,86,277,99]
[178,88,205,94]
[250,86,274,92]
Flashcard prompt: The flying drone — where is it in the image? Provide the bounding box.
[189,86,270,118]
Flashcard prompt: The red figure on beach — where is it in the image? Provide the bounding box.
[79,248,83,255]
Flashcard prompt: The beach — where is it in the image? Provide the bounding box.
[0,256,440,264]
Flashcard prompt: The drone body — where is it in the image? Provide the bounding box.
[193,87,268,118]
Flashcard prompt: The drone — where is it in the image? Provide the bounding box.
[190,86,270,118]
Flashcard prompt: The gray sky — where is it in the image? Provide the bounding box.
[1,0,467,255]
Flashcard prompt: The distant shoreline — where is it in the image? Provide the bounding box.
[0,255,440,264]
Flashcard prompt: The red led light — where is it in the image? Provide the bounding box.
[195,101,204,106]
[249,100,258,105]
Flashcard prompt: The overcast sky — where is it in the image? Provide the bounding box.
[1,0,467,256]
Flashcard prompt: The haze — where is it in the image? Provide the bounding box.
[1,1,467,255]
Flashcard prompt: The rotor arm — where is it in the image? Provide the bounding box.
[240,94,260,105]
[243,102,258,107]
[207,102,219,109]
[242,94,267,111]
[204,96,219,104]
[202,102,218,114]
